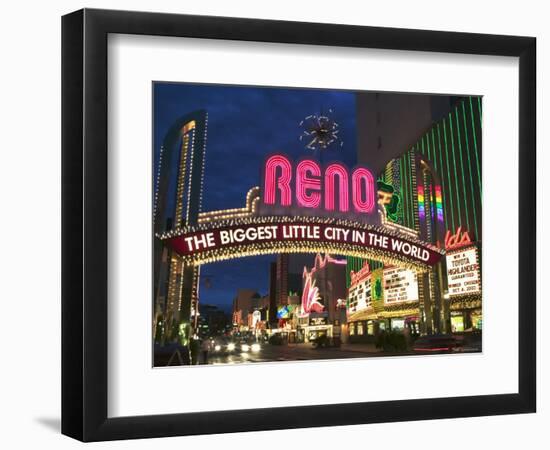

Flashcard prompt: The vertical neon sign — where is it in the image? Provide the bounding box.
[417,184,425,220]
[435,184,444,223]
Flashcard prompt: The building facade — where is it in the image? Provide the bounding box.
[347,96,482,338]
[153,110,208,345]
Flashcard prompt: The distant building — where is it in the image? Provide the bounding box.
[302,254,348,324]
[268,262,278,325]
[275,254,312,308]
[232,289,261,327]
[199,304,229,337]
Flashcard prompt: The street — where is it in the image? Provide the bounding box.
[206,342,386,365]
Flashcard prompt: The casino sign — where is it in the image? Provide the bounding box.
[158,154,444,271]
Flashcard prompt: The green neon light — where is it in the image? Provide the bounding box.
[462,100,479,241]
[477,97,482,125]
[448,113,462,231]
[425,134,430,161]
[436,123,448,230]
[407,150,415,229]
[377,180,401,222]
[399,156,407,225]
[443,119,456,231]
[431,128,437,171]
[455,107,471,232]
[402,154,411,228]
[469,97,482,192]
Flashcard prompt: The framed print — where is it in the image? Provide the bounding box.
[61,8,536,442]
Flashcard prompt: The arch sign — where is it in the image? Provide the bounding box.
[159,154,444,270]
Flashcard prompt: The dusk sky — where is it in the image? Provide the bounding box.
[154,83,359,311]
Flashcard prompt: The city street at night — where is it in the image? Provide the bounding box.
[207,343,384,365]
[153,85,485,369]
[154,334,482,367]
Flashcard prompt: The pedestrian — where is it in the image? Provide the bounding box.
[190,336,201,365]
[403,325,411,351]
[200,339,211,364]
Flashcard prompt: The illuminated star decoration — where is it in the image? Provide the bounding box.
[299,109,343,151]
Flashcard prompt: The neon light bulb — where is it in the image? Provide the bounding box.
[324,163,349,212]
[296,160,321,208]
[263,155,292,206]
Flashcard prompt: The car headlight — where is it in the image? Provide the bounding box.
[251,343,261,352]
[227,343,236,351]
[214,345,221,352]
[241,344,250,352]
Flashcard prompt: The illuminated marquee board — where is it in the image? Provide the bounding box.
[446,246,481,297]
[383,267,419,303]
[348,263,372,314]
[166,218,443,268]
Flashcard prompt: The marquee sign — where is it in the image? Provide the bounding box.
[383,267,419,303]
[162,217,444,269]
[446,245,481,297]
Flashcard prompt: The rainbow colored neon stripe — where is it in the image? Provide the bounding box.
[435,184,444,223]
[417,184,425,220]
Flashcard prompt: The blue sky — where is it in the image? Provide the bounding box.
[154,83,358,311]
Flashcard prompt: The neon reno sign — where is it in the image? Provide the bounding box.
[260,154,377,222]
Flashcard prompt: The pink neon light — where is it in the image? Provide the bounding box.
[263,155,292,206]
[300,271,324,315]
[349,261,371,286]
[324,163,349,212]
[296,160,321,208]
[299,253,346,316]
[351,167,375,213]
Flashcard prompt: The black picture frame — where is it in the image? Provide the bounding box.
[62,8,536,442]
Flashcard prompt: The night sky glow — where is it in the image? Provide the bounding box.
[154,83,358,310]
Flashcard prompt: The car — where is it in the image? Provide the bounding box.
[237,339,261,353]
[209,337,237,355]
[412,334,463,353]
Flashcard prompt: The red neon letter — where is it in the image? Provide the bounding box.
[296,160,321,208]
[324,163,349,212]
[351,167,375,213]
[263,155,292,206]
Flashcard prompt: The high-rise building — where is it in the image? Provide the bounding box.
[274,254,309,307]
[268,261,277,325]
[153,110,208,344]
[232,289,261,328]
